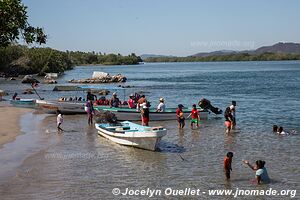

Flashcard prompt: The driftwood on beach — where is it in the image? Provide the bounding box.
[68,73,127,84]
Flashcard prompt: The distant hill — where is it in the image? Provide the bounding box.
[254,42,300,54]
[140,54,174,60]
[192,42,300,57]
[193,50,237,57]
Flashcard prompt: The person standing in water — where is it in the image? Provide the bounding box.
[187,104,200,129]
[230,101,237,129]
[176,104,185,129]
[140,102,150,126]
[85,100,95,125]
[224,107,233,134]
[57,110,64,132]
[224,152,233,180]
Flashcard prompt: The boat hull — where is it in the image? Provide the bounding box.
[10,99,36,108]
[36,100,86,114]
[95,122,167,151]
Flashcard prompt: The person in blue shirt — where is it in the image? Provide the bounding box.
[243,160,270,184]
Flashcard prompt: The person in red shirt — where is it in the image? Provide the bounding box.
[224,152,233,180]
[128,94,136,109]
[187,104,200,129]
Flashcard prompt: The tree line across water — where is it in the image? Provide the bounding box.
[144,52,300,63]
[0,45,142,76]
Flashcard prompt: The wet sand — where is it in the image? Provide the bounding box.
[0,104,32,148]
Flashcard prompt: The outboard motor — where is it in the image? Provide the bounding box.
[198,98,222,115]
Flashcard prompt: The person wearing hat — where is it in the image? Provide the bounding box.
[128,94,136,109]
[176,104,185,129]
[109,92,121,108]
[156,97,166,112]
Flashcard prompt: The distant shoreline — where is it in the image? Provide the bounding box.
[144,52,300,63]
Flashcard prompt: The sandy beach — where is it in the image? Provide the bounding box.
[0,104,32,147]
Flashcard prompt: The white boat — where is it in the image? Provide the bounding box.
[36,99,87,114]
[95,121,167,151]
[96,107,209,121]
[36,99,111,114]
[36,85,124,114]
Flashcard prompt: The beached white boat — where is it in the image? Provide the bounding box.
[36,99,111,114]
[95,121,167,151]
[36,99,87,114]
[36,85,124,114]
[95,107,209,121]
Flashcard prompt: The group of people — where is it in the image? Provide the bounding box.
[85,91,206,128]
[58,96,84,102]
[272,125,297,135]
[55,94,295,187]
[175,104,201,129]
[224,152,270,184]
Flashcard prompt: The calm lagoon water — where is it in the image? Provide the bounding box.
[0,61,299,199]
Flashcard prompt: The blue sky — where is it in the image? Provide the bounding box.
[23,0,300,56]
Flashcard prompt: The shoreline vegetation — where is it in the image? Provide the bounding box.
[144,52,300,63]
[1,45,300,78]
[0,45,142,77]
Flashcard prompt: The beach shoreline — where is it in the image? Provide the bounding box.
[0,103,33,148]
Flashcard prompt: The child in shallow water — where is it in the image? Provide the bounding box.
[57,110,64,132]
[224,152,233,180]
[187,104,200,129]
[176,104,185,129]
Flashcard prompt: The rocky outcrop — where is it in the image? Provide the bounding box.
[21,75,40,84]
[22,88,34,94]
[68,74,127,84]
[97,90,110,95]
[44,79,57,84]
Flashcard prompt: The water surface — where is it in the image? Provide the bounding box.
[0,61,299,199]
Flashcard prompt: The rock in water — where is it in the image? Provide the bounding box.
[68,73,127,84]
[21,75,40,84]
[22,88,34,94]
[44,79,57,84]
